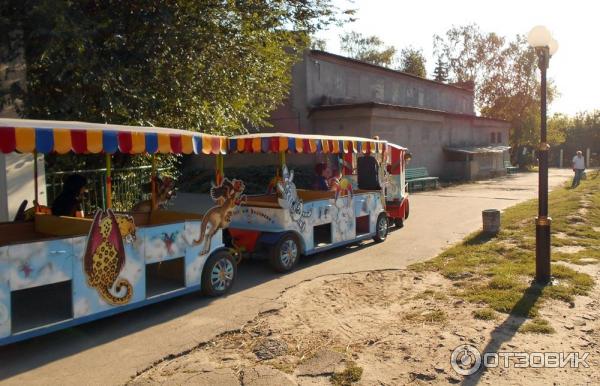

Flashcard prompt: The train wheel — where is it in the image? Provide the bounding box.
[270,233,300,272]
[202,250,237,296]
[373,213,388,243]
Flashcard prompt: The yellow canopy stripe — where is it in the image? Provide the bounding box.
[53,129,72,154]
[15,127,35,153]
[131,131,146,153]
[181,135,194,154]
[157,133,171,153]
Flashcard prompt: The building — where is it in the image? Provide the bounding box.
[268,50,510,180]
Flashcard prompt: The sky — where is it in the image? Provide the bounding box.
[314,0,599,116]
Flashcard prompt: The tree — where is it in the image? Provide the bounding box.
[310,37,327,51]
[563,110,600,162]
[434,24,557,151]
[398,47,426,78]
[432,58,448,82]
[1,0,353,135]
[339,31,397,67]
[547,113,570,146]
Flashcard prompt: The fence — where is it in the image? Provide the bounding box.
[46,166,166,213]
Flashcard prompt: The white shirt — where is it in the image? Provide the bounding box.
[572,155,585,170]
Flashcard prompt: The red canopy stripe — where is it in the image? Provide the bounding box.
[118,132,133,153]
[302,139,310,153]
[0,127,16,153]
[244,138,253,153]
[211,137,221,155]
[269,137,279,152]
[170,134,183,153]
[71,130,88,153]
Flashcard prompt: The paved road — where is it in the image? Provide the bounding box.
[0,169,572,385]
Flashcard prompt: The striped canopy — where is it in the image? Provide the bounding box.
[229,133,388,154]
[0,119,227,155]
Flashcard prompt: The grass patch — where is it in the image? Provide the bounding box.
[403,309,447,324]
[473,308,497,320]
[331,362,363,386]
[410,170,600,319]
[412,289,448,301]
[519,318,555,334]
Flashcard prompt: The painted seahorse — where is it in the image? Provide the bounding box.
[83,209,135,305]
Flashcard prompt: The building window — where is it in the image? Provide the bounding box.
[497,132,502,144]
[491,132,496,144]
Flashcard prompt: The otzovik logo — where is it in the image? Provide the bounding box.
[450,344,590,375]
[450,344,482,375]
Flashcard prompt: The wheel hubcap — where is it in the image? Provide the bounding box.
[378,217,387,238]
[280,239,298,268]
[210,258,234,291]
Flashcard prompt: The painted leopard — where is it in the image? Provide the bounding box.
[84,210,135,305]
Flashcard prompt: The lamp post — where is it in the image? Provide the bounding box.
[527,26,558,284]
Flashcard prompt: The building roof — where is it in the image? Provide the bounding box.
[443,145,511,155]
[309,102,509,124]
[310,50,473,94]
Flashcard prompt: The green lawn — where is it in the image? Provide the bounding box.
[411,170,600,329]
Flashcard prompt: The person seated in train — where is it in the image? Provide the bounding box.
[51,174,88,217]
[313,163,329,191]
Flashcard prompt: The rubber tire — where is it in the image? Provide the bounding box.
[394,218,404,228]
[373,213,389,243]
[269,233,301,273]
[404,200,410,219]
[201,250,237,297]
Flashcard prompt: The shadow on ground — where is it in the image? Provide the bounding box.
[461,283,544,386]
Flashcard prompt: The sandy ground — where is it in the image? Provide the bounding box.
[130,262,599,385]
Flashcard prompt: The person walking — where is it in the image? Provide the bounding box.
[571,150,586,188]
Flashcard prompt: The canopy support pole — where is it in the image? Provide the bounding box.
[279,151,286,171]
[151,154,157,211]
[33,151,39,209]
[105,153,112,209]
[216,154,224,185]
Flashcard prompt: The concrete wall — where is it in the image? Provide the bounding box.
[311,106,510,179]
[268,50,477,135]
[305,51,475,115]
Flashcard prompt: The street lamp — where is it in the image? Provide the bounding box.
[527,26,558,284]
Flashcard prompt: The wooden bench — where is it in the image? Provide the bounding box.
[504,161,519,174]
[406,167,439,192]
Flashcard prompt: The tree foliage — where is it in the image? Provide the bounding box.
[310,37,327,51]
[563,110,600,154]
[432,58,448,82]
[398,47,426,78]
[339,31,397,67]
[1,0,353,135]
[434,24,558,149]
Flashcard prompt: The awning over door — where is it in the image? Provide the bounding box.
[443,145,510,155]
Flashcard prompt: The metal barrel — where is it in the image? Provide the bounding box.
[482,209,500,234]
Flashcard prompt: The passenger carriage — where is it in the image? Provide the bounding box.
[0,118,238,345]
[225,133,410,272]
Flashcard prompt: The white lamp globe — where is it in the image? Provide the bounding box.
[548,38,559,55]
[527,25,552,47]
